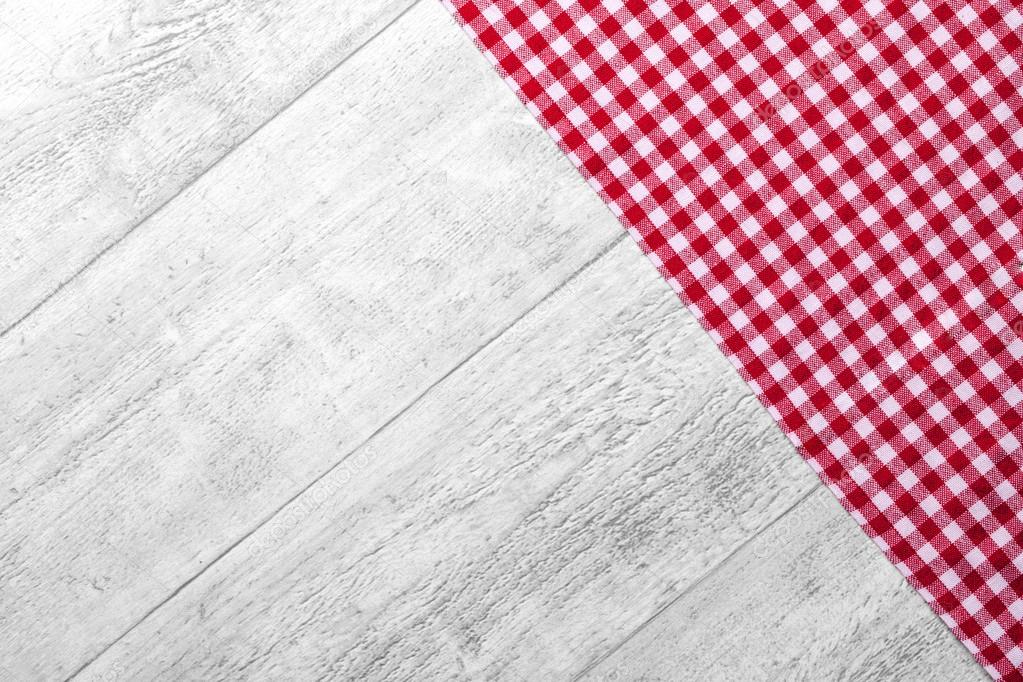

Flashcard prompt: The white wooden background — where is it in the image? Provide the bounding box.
[0,0,988,679]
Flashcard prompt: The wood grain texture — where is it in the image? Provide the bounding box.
[0,2,621,677]
[0,0,415,335]
[75,236,813,681]
[582,487,984,681]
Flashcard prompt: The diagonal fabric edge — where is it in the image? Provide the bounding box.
[439,0,1023,678]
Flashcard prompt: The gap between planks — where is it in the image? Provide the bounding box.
[571,484,820,681]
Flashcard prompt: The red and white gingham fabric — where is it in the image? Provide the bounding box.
[442,0,1023,677]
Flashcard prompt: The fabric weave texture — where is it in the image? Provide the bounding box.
[442,0,1023,677]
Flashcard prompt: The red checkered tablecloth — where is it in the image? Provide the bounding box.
[442,0,1023,677]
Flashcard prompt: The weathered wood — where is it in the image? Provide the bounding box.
[581,487,985,681]
[0,0,416,335]
[74,234,812,681]
[0,2,622,677]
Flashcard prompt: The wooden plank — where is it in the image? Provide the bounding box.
[581,487,985,681]
[0,3,624,677]
[74,235,814,681]
[0,0,416,335]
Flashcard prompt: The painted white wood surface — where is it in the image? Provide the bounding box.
[0,0,416,335]
[0,1,983,680]
[0,2,620,676]
[582,487,986,681]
